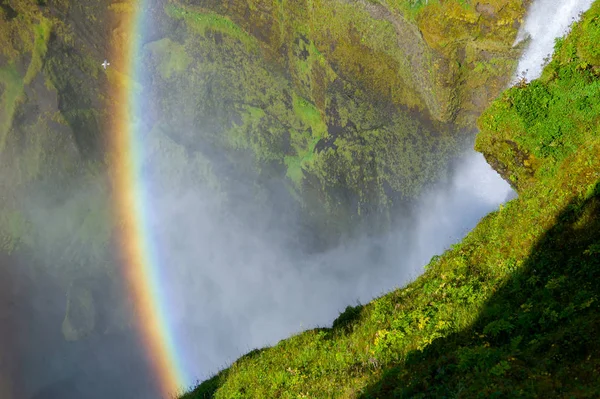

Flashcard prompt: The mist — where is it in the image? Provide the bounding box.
[2,0,593,398]
[151,147,513,387]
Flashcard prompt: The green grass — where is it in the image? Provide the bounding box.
[284,95,326,186]
[477,0,600,191]
[166,5,258,51]
[180,3,600,398]
[0,64,24,151]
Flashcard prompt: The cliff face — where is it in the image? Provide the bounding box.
[170,0,525,125]
[183,3,600,397]
[476,7,600,192]
[149,0,527,234]
[0,0,528,258]
[0,0,132,364]
[1,0,525,358]
[6,0,599,397]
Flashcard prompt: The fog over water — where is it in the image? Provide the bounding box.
[2,0,593,398]
[148,148,513,386]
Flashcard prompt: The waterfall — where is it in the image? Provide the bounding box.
[514,0,594,82]
[149,0,597,386]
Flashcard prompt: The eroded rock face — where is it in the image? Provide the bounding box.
[477,138,537,192]
[1,0,528,353]
[1,0,529,256]
[138,0,528,239]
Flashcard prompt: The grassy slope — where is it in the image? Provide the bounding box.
[181,3,600,398]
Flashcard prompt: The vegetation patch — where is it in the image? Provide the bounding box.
[152,2,458,238]
[144,38,192,80]
[156,0,527,240]
[0,64,24,150]
[24,17,52,85]
[284,94,326,186]
[166,4,259,52]
[477,0,600,191]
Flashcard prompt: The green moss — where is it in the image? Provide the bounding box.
[1,55,111,272]
[0,14,53,150]
[43,39,106,158]
[166,5,259,52]
[283,94,326,186]
[309,0,428,112]
[150,0,528,242]
[150,2,457,241]
[0,64,24,151]
[144,38,192,79]
[477,2,600,191]
[24,17,52,85]
[168,0,525,125]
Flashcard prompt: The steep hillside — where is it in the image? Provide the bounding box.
[0,0,529,260]
[0,0,528,361]
[182,3,600,398]
[146,0,528,240]
[0,0,528,268]
[0,0,132,341]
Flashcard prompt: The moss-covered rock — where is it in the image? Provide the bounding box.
[477,0,600,192]
[0,0,114,256]
[1,0,530,254]
[0,0,128,343]
[141,0,527,238]
[171,0,526,125]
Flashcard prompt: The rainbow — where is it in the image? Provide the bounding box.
[108,0,186,396]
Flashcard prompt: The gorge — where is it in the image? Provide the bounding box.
[0,0,599,398]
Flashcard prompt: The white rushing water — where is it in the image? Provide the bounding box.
[514,0,595,81]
